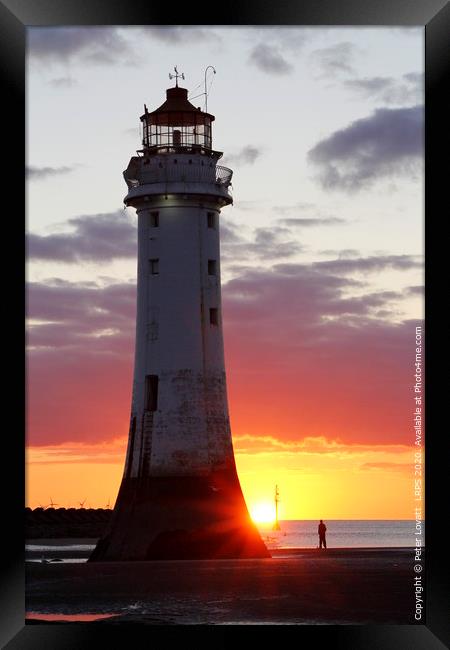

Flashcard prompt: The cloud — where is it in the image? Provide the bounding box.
[343,72,423,106]
[274,202,316,215]
[26,278,137,445]
[220,222,243,245]
[312,254,422,275]
[307,105,424,190]
[27,211,136,262]
[139,26,220,44]
[221,265,422,446]
[222,146,262,166]
[220,224,302,263]
[26,208,311,268]
[238,27,310,52]
[273,202,347,228]
[26,165,76,181]
[26,255,422,447]
[249,43,293,75]
[223,263,408,329]
[26,438,127,464]
[318,249,360,258]
[403,72,423,84]
[27,279,136,358]
[360,462,410,472]
[310,42,359,78]
[28,27,133,65]
[405,285,424,296]
[279,217,346,228]
[232,200,265,212]
[48,76,77,88]
[234,434,411,456]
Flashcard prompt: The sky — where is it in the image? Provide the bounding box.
[26,26,424,519]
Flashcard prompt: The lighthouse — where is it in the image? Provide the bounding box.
[90,71,269,561]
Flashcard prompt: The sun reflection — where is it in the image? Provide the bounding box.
[250,502,276,525]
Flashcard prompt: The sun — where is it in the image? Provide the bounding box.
[250,502,276,525]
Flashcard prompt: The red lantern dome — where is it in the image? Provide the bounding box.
[140,86,215,154]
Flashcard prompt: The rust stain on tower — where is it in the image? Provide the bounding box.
[89,72,270,561]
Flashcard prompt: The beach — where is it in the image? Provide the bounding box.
[26,542,418,624]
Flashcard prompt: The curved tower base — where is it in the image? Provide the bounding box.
[89,469,270,561]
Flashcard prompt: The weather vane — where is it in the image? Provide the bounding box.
[169,65,185,87]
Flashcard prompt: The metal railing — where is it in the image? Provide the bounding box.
[125,161,232,189]
[215,165,233,185]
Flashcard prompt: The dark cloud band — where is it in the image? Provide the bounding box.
[27,211,136,262]
[26,165,76,180]
[307,104,424,190]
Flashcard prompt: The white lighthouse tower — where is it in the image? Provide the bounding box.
[90,71,269,561]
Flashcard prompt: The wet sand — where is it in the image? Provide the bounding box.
[25,546,417,624]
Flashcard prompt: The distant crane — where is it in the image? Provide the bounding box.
[48,497,58,508]
[273,485,281,531]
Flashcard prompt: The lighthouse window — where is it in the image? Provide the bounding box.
[208,260,217,275]
[145,375,158,412]
[207,212,216,229]
[150,211,159,227]
[173,130,181,146]
[125,416,137,478]
[210,308,219,326]
[149,259,159,274]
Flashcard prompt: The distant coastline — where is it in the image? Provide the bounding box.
[26,507,111,538]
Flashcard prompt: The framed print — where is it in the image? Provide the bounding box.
[1,0,448,647]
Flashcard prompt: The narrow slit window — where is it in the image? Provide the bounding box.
[207,212,215,229]
[145,375,158,412]
[210,308,219,326]
[126,416,137,478]
[150,211,159,227]
[149,259,159,275]
[208,260,217,275]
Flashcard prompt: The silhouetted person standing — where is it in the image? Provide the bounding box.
[318,520,327,549]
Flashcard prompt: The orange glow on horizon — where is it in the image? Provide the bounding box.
[25,436,421,520]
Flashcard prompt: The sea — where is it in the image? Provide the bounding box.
[257,519,424,550]
[25,520,423,564]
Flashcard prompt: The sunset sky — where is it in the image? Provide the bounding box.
[26,26,424,518]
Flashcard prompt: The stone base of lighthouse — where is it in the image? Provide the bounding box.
[89,468,270,561]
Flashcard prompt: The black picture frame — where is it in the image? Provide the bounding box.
[2,0,448,647]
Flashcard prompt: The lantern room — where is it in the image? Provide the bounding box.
[140,86,215,154]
